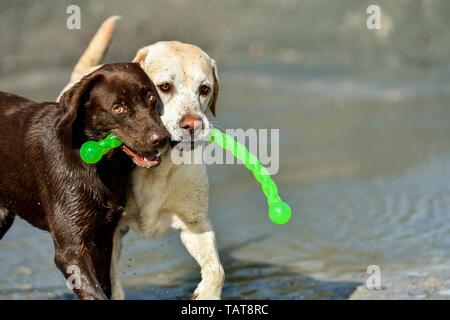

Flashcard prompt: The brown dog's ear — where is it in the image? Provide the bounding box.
[133,47,149,64]
[57,71,104,129]
[208,59,220,117]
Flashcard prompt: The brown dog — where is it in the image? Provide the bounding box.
[0,63,169,299]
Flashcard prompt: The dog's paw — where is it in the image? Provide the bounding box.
[191,282,221,300]
[111,286,125,300]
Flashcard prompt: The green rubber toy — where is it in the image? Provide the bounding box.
[80,130,292,224]
[207,128,292,225]
[80,134,123,164]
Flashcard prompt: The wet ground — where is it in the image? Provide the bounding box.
[0,66,449,299]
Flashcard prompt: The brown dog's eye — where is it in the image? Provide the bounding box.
[112,104,126,114]
[158,83,171,93]
[147,93,156,103]
[199,85,210,96]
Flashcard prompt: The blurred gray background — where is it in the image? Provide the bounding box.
[1,0,450,74]
[1,0,450,300]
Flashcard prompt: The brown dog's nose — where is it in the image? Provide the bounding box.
[150,132,169,149]
[179,113,203,136]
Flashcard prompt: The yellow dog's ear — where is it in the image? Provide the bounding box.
[133,47,149,64]
[208,59,220,117]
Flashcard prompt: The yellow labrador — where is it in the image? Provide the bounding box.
[59,17,223,300]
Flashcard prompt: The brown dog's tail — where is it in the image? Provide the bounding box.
[71,16,120,81]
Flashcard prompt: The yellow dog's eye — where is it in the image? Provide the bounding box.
[112,104,126,114]
[148,93,156,103]
[158,83,171,93]
[200,85,210,96]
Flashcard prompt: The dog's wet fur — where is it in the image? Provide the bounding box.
[0,63,168,299]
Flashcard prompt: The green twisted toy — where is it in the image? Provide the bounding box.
[80,134,122,164]
[80,129,292,224]
[207,128,291,225]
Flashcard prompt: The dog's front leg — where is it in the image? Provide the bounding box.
[53,239,109,300]
[174,216,224,300]
[110,223,128,300]
[52,220,117,300]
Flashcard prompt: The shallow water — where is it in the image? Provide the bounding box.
[0,67,449,299]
